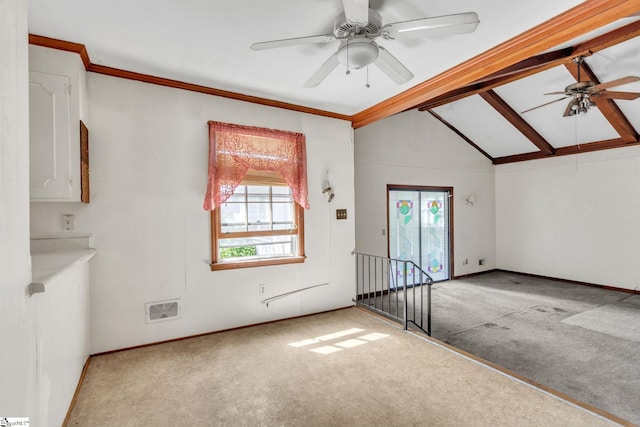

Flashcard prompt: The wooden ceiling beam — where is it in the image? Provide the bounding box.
[471,48,574,86]
[493,151,549,165]
[416,19,640,112]
[572,18,640,57]
[352,0,640,129]
[415,51,571,111]
[565,61,639,143]
[479,90,555,155]
[493,137,633,164]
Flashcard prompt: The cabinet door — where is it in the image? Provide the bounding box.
[30,71,73,200]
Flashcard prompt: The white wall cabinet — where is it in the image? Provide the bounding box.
[29,45,88,202]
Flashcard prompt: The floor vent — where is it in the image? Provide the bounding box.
[145,299,180,323]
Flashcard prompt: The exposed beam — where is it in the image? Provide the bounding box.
[572,17,640,56]
[416,19,640,112]
[493,151,549,165]
[554,137,631,155]
[493,137,634,164]
[427,111,494,163]
[565,61,639,143]
[415,53,568,112]
[471,48,574,86]
[352,0,640,128]
[479,90,555,155]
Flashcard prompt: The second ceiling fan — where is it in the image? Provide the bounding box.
[250,0,480,87]
[522,56,640,117]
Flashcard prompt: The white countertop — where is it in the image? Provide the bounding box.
[31,249,96,288]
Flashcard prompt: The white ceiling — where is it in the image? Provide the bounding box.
[28,0,586,116]
[27,1,640,161]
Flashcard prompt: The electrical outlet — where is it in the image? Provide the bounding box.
[479,258,485,266]
[259,284,266,295]
[462,259,468,265]
[62,214,74,231]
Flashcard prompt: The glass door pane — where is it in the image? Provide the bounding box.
[421,192,449,282]
[389,187,451,284]
[388,190,420,288]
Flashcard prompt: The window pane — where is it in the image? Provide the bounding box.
[219,236,297,260]
[220,202,247,233]
[247,185,270,202]
[273,202,293,223]
[272,186,291,194]
[247,202,271,231]
[226,194,245,203]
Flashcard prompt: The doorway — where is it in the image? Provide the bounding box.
[388,185,453,282]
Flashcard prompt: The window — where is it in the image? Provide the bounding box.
[203,121,309,270]
[211,180,305,270]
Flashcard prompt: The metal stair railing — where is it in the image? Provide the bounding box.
[353,252,434,335]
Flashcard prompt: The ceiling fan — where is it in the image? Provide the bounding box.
[250,0,479,88]
[522,56,640,117]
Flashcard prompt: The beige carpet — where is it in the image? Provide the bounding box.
[66,308,624,426]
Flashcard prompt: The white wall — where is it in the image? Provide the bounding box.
[33,260,91,426]
[31,73,355,354]
[354,110,496,277]
[0,0,36,421]
[496,147,640,291]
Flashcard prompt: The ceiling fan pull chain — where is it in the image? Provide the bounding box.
[346,40,351,75]
[366,65,370,88]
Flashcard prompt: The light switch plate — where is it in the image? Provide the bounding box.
[336,209,347,220]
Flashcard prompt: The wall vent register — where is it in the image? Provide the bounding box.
[145,300,180,323]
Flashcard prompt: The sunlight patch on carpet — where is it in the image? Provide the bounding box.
[289,327,390,355]
[335,339,367,348]
[316,328,365,341]
[310,345,343,354]
[359,333,389,341]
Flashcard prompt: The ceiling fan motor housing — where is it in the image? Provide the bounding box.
[333,9,383,70]
[334,9,382,38]
[565,81,595,93]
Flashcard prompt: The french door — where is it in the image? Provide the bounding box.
[388,186,452,283]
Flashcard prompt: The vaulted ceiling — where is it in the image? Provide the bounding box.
[425,17,640,164]
[27,0,640,163]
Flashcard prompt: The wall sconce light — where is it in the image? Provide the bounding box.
[465,194,476,207]
[322,170,335,203]
[322,186,335,203]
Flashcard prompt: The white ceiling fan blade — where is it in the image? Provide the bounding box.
[342,0,369,26]
[303,52,340,88]
[373,46,413,84]
[251,34,336,51]
[383,12,479,40]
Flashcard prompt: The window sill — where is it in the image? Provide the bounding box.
[210,256,305,271]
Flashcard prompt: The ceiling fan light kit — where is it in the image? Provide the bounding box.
[250,0,479,88]
[337,38,379,69]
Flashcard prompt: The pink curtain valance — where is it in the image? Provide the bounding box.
[203,121,310,211]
